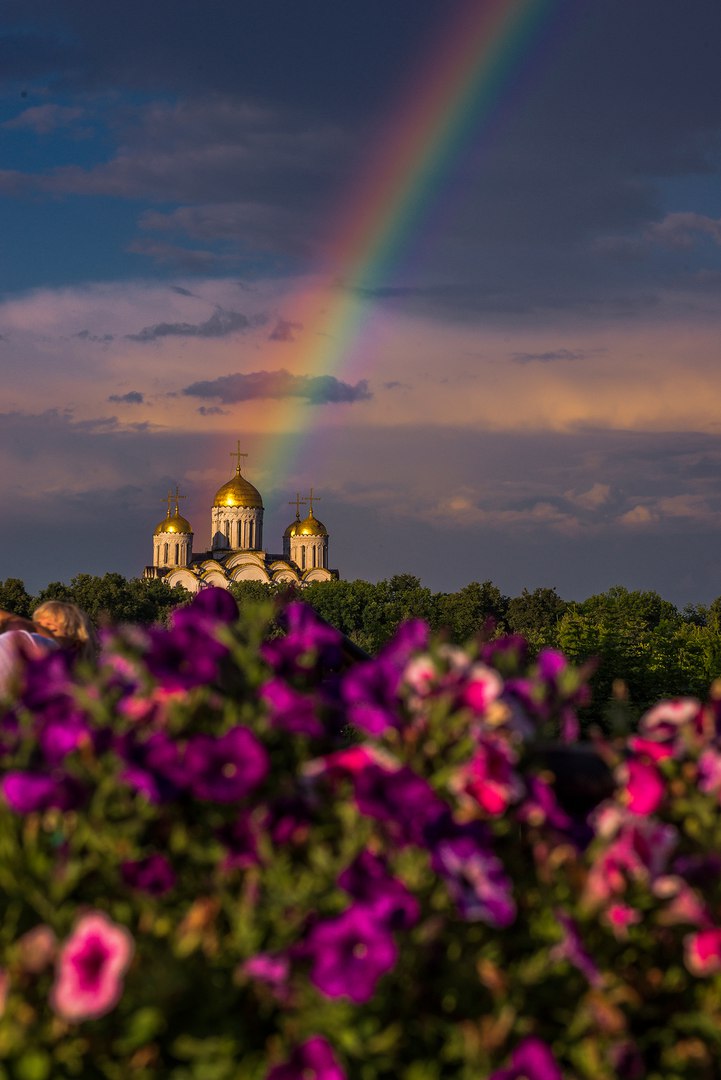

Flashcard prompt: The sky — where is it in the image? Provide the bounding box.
[2,0,721,605]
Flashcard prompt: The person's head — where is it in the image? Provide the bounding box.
[32,601,97,662]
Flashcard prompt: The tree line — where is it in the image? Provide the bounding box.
[3,572,721,724]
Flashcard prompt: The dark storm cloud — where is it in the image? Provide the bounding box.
[76,329,114,343]
[108,391,144,404]
[126,306,252,341]
[511,349,585,365]
[4,1,721,318]
[268,318,302,342]
[182,370,372,405]
[127,239,231,270]
[197,405,228,416]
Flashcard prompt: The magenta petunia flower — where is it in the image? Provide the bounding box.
[685,927,721,976]
[457,662,504,715]
[604,903,642,939]
[456,736,522,816]
[490,1036,563,1080]
[304,903,398,1003]
[623,758,664,815]
[50,912,134,1022]
[184,726,268,803]
[1,771,84,814]
[244,952,290,1001]
[267,1036,346,1080]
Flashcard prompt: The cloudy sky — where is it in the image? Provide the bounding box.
[2,0,721,604]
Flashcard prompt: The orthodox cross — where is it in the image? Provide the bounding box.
[173,486,188,516]
[230,441,248,475]
[289,492,306,519]
[162,486,187,517]
[307,487,320,516]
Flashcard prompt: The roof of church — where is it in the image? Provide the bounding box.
[213,468,263,509]
[297,509,328,536]
[154,512,193,535]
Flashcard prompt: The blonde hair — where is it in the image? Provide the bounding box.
[32,601,98,663]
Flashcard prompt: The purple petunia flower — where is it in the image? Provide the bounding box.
[379,618,429,665]
[266,1036,346,1080]
[118,730,186,803]
[244,952,290,1000]
[338,850,420,930]
[173,586,238,628]
[261,678,324,737]
[341,656,403,737]
[304,903,398,1003]
[144,622,230,691]
[351,763,447,847]
[429,820,516,927]
[262,603,344,679]
[121,853,176,896]
[218,811,260,869]
[184,726,268,803]
[550,910,602,986]
[490,1037,563,1080]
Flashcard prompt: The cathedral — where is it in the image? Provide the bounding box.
[144,444,338,592]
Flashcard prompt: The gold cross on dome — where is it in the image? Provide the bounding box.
[289,492,306,519]
[307,487,321,515]
[162,489,174,517]
[230,440,248,475]
[173,486,188,516]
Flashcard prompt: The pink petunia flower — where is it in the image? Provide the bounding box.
[604,903,642,939]
[685,927,721,977]
[50,912,134,1022]
[622,758,664,815]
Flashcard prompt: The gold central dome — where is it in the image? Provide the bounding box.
[297,509,328,536]
[154,513,193,535]
[213,469,263,509]
[284,517,300,539]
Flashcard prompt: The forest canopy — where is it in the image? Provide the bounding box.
[2,572,720,725]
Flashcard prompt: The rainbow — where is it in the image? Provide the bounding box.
[246,0,556,494]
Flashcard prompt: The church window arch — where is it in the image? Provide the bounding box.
[301,545,306,570]
[249,520,254,548]
[175,542,179,563]
[164,542,169,564]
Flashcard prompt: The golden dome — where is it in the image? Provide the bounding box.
[213,470,263,509]
[297,510,328,536]
[284,518,300,539]
[154,513,193,535]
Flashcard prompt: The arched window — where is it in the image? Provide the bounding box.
[224,520,230,540]
[237,521,242,548]
[312,545,316,568]
[249,520,254,548]
[175,542,179,563]
[301,545,306,570]
[164,542,168,564]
